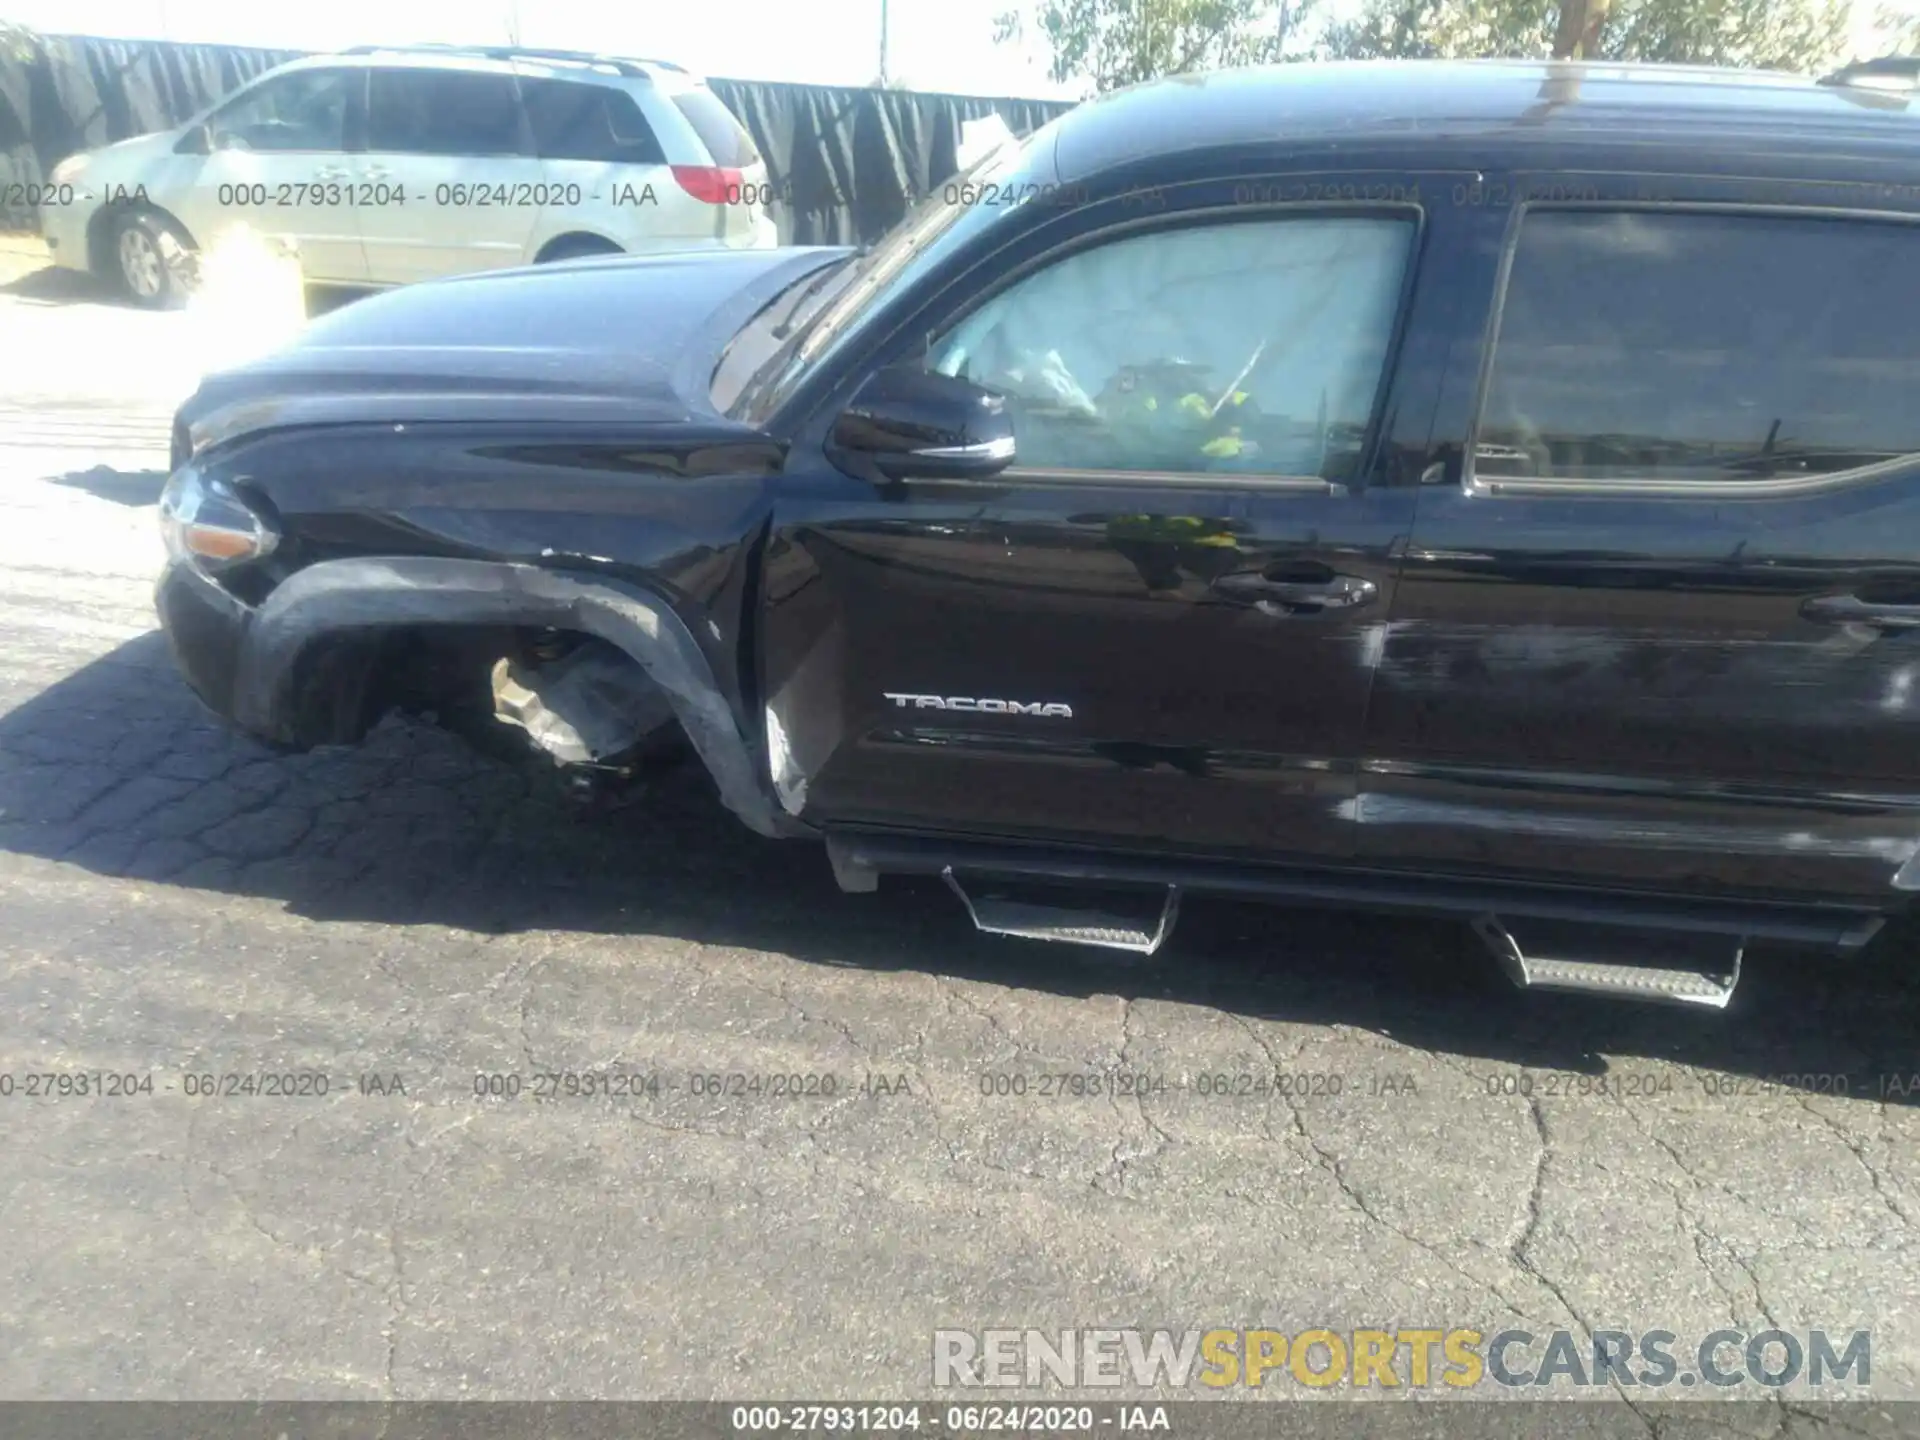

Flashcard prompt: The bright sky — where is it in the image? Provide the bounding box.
[8,0,1084,99]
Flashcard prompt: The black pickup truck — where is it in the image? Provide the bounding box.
[156,57,1920,1010]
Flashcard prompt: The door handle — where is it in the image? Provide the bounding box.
[358,165,392,181]
[1211,571,1379,613]
[1801,593,1920,630]
[313,165,351,181]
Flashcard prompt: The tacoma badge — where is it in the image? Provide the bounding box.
[884,693,1074,718]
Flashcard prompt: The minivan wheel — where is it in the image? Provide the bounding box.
[535,235,624,264]
[110,211,194,309]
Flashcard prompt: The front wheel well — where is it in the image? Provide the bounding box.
[280,629,679,771]
[234,556,792,836]
[87,201,198,275]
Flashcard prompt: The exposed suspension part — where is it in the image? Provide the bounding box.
[490,633,682,805]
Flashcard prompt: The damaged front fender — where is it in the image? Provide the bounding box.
[232,556,799,838]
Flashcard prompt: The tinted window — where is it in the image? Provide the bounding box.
[1478,210,1920,484]
[740,131,1030,421]
[927,217,1412,482]
[521,78,664,163]
[208,68,353,153]
[671,88,760,166]
[367,69,526,156]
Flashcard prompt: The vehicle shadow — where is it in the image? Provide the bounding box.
[49,464,168,505]
[0,260,129,307]
[3,632,1915,1100]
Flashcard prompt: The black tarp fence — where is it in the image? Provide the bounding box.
[0,33,1073,244]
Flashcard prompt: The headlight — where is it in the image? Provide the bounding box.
[159,466,279,571]
[49,153,90,186]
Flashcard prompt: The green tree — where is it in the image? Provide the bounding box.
[1324,0,1852,69]
[995,0,1318,94]
[1321,0,1558,59]
[1604,0,1850,67]
[1876,0,1920,50]
[1005,0,1860,85]
[0,18,39,61]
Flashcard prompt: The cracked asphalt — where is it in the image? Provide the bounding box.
[2,247,1919,1421]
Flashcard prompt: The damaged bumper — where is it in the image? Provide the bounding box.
[155,559,254,729]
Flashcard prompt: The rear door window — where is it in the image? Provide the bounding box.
[366,68,527,156]
[1476,209,1920,485]
[522,78,666,164]
[670,88,761,167]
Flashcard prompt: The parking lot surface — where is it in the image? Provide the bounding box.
[2,242,1918,1417]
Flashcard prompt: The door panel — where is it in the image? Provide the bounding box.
[1367,485,1920,900]
[1364,195,1920,902]
[764,480,1413,859]
[356,67,544,283]
[171,66,368,282]
[763,181,1460,863]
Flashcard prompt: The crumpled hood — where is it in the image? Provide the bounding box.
[176,246,848,462]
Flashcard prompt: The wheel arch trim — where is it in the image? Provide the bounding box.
[89,199,199,274]
[232,555,794,837]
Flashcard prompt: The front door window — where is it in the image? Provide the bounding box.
[927,216,1414,483]
[208,69,353,153]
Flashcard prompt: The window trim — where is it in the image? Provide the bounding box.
[1465,199,1920,501]
[894,200,1427,495]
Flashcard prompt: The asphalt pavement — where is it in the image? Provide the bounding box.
[1,244,1917,1424]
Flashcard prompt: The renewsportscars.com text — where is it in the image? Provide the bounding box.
[932,1327,1871,1391]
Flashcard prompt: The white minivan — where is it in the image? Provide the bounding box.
[41,45,780,305]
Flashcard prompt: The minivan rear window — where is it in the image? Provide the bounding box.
[522,78,666,164]
[1476,209,1920,485]
[671,89,761,167]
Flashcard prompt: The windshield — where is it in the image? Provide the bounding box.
[733,132,1040,422]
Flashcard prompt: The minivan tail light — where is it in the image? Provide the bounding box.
[670,165,744,205]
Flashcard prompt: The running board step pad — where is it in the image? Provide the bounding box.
[943,868,1181,955]
[1473,914,1742,1009]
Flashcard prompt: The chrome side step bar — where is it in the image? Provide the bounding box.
[942,868,1181,956]
[825,830,1882,950]
[1472,915,1743,1010]
[823,833,1866,1000]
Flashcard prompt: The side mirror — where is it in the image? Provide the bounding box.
[828,365,1015,482]
[175,123,212,156]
